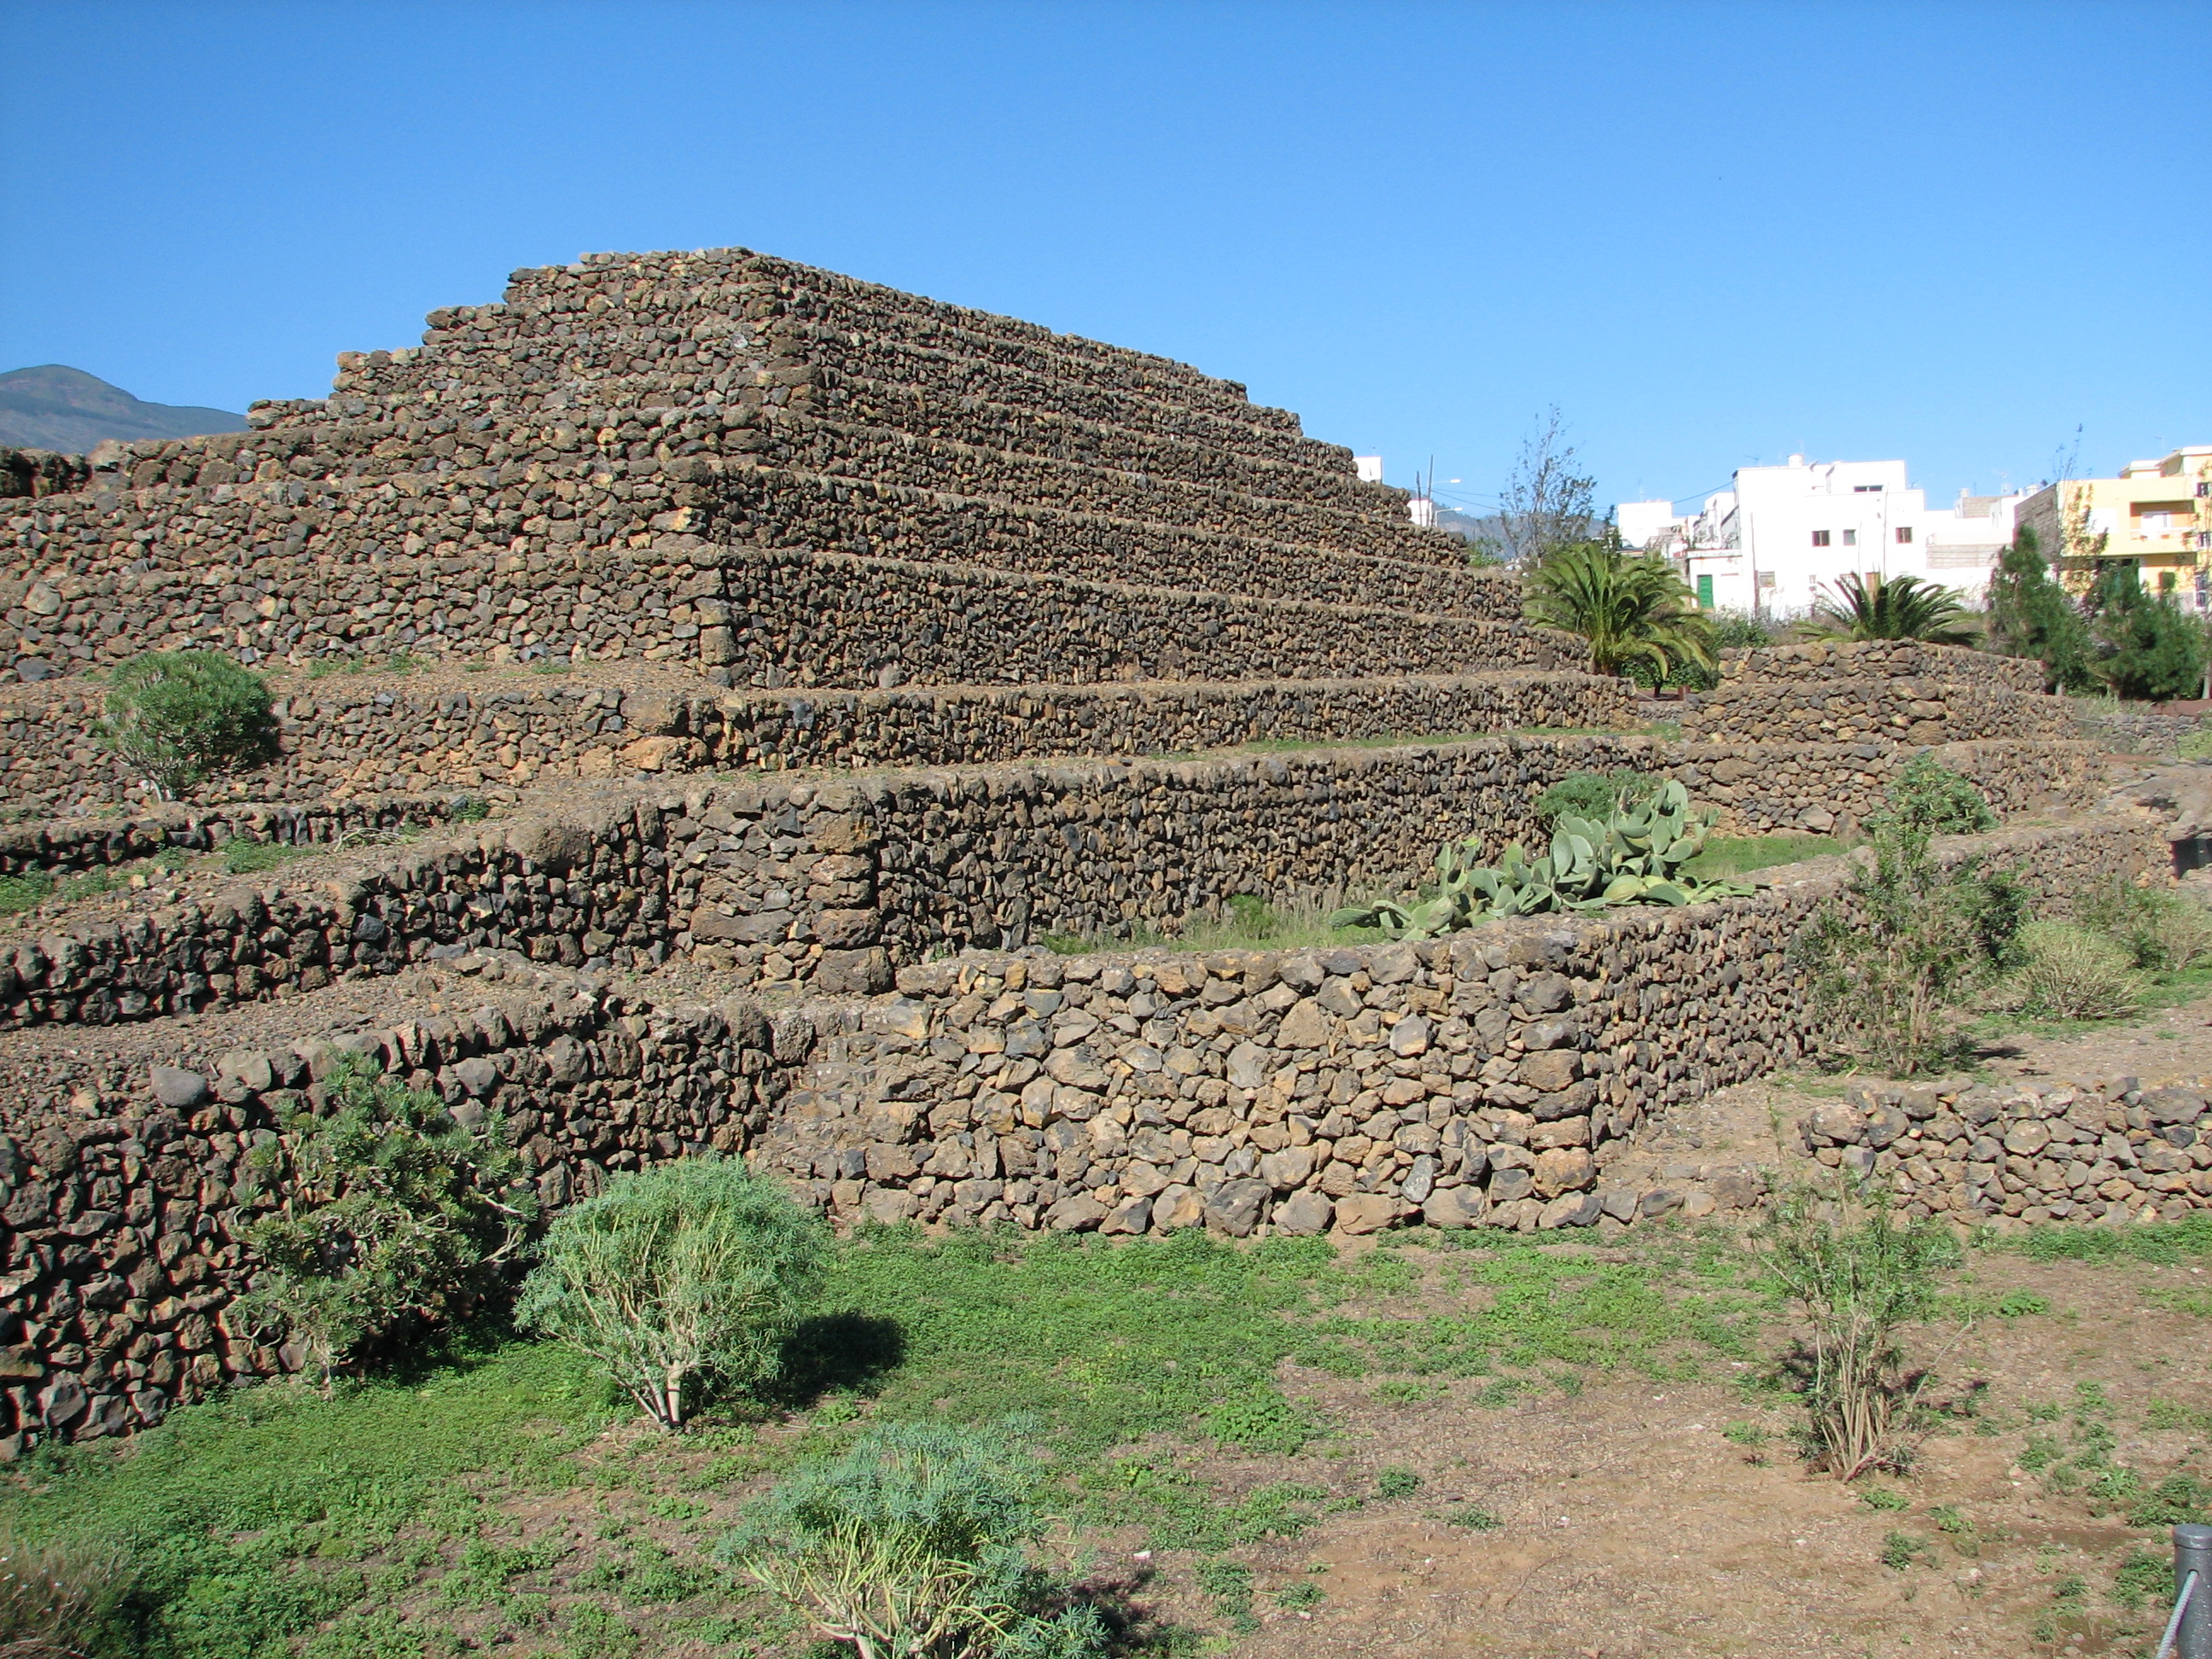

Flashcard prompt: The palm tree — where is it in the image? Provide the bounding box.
[1808,572,1977,646]
[1522,543,1715,681]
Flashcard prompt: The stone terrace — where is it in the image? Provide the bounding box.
[0,247,2155,1452]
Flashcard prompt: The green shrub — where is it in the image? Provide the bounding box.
[0,1521,133,1652]
[1755,1181,1959,1480]
[2003,922,2144,1021]
[1797,795,2029,1074]
[1534,769,1656,827]
[2074,876,2212,971]
[1866,754,1995,839]
[235,1052,533,1383]
[1374,1467,1423,1499]
[517,1156,825,1430]
[723,1421,1109,1658]
[100,649,279,796]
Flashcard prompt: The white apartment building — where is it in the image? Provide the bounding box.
[1618,456,2029,617]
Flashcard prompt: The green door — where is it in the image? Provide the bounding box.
[1696,573,1714,609]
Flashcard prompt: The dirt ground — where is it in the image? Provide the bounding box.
[1180,1000,2212,1659]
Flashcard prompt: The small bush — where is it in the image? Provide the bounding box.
[517,1156,825,1430]
[100,649,278,796]
[1797,819,2029,1074]
[235,1051,533,1382]
[1755,1181,1959,1480]
[723,1421,1109,1658]
[1857,1485,1909,1511]
[1866,754,1995,839]
[2075,876,2212,972]
[0,1522,133,1652]
[2004,922,2144,1020]
[1534,769,1656,827]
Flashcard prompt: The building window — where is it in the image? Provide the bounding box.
[1853,484,1884,492]
[1842,529,1858,546]
[1811,530,1831,546]
[1895,526,1914,544]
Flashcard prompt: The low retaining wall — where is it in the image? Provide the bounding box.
[0,671,1633,813]
[0,813,2166,1449]
[0,961,782,1451]
[1716,640,2046,693]
[0,796,468,880]
[1682,676,2073,748]
[1797,1077,2212,1225]
[0,736,2117,1030]
[0,736,2116,1029]
[2072,707,2207,754]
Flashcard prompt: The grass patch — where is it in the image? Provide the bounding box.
[218,839,325,876]
[3,1224,1787,1650]
[1041,892,1389,957]
[1683,834,1848,880]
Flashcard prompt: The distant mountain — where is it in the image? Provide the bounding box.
[0,364,247,454]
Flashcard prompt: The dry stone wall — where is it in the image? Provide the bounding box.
[0,813,2164,1449]
[1796,1076,2212,1225]
[0,735,2117,1033]
[1,670,1631,812]
[0,958,783,1450]
[1717,641,2048,692]
[1684,640,2071,747]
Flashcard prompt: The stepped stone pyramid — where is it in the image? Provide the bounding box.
[3,250,1584,687]
[0,250,2139,1453]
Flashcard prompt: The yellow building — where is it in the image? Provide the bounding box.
[2015,445,2212,600]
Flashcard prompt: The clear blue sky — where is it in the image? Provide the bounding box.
[3,1,2204,516]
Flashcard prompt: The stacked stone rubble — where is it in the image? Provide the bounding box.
[1684,640,2070,746]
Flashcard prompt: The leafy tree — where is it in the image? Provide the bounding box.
[1985,527,2094,691]
[1492,407,1598,567]
[2087,560,2206,702]
[1523,543,1714,681]
[100,649,280,797]
[724,1422,1109,1659]
[236,1053,533,1385]
[1808,573,1976,646]
[516,1156,825,1430]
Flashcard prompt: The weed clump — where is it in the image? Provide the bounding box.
[2001,922,2144,1020]
[0,1522,133,1654]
